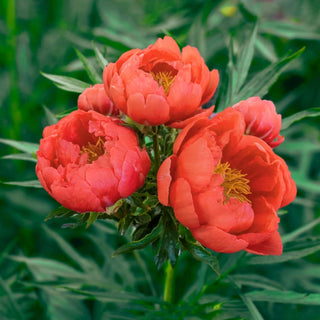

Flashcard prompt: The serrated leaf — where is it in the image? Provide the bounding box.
[0,138,39,153]
[43,105,58,125]
[92,42,108,70]
[281,107,320,130]
[41,72,90,93]
[245,290,320,305]
[233,47,305,104]
[248,237,320,265]
[180,237,220,275]
[2,153,37,162]
[1,180,42,188]
[112,219,163,257]
[74,48,102,83]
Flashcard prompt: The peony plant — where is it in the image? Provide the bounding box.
[36,36,296,260]
[2,34,303,309]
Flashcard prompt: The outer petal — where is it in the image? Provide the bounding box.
[191,225,249,253]
[167,81,202,120]
[244,230,283,255]
[168,105,215,129]
[170,178,200,229]
[157,156,175,206]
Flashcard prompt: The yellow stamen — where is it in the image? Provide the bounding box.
[214,161,251,203]
[151,71,176,95]
[80,137,106,163]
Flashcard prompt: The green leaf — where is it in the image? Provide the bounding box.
[45,206,78,221]
[233,47,305,104]
[0,138,39,153]
[291,170,320,193]
[248,237,320,265]
[231,274,284,291]
[240,294,264,320]
[85,212,100,228]
[260,21,320,40]
[92,42,108,70]
[282,216,320,244]
[154,213,179,269]
[9,256,84,280]
[41,72,90,93]
[245,290,320,305]
[112,219,163,257]
[180,237,220,275]
[43,105,58,125]
[74,48,102,83]
[0,278,24,320]
[235,22,258,93]
[2,153,37,162]
[1,180,42,188]
[281,107,320,130]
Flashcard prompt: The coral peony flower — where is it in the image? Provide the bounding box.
[232,96,284,148]
[103,36,219,127]
[78,84,120,117]
[157,108,296,255]
[36,110,150,213]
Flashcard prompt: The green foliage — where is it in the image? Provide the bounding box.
[1,0,320,319]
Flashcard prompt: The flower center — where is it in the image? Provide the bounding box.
[214,161,251,203]
[151,71,176,94]
[80,137,106,163]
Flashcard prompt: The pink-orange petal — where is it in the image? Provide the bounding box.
[191,225,249,253]
[177,136,214,192]
[157,156,175,206]
[244,231,283,255]
[171,178,200,229]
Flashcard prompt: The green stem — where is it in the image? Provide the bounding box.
[163,261,174,304]
[152,126,161,172]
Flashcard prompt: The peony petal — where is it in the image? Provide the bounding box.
[157,156,175,206]
[245,230,283,255]
[167,81,202,121]
[144,94,170,125]
[171,178,200,229]
[126,92,146,124]
[177,136,214,192]
[194,188,254,233]
[168,105,215,129]
[201,69,219,104]
[191,225,249,253]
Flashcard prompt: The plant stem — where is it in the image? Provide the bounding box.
[152,126,161,172]
[163,261,174,304]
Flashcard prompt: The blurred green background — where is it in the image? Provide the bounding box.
[1,0,320,319]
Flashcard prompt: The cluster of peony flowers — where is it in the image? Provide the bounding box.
[36,36,296,256]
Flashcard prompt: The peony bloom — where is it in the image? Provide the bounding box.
[36,110,150,213]
[232,96,284,148]
[78,84,120,117]
[157,108,296,255]
[103,36,219,127]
